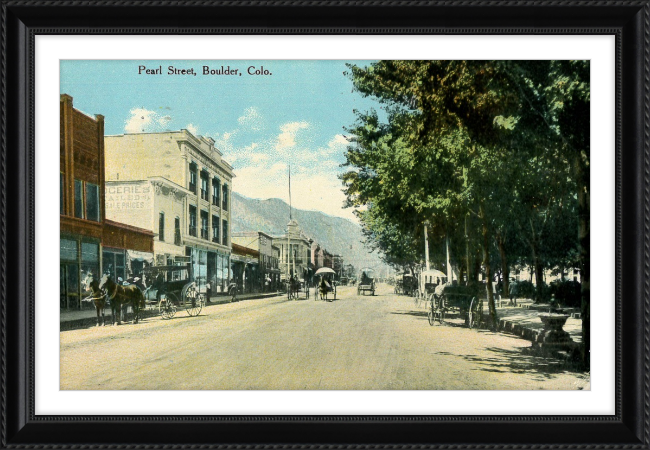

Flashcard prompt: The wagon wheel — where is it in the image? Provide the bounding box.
[184,285,203,317]
[159,292,177,320]
[468,297,478,329]
[414,289,421,307]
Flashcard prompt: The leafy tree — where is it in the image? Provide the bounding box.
[342,59,588,353]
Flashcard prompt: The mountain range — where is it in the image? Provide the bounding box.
[231,192,386,272]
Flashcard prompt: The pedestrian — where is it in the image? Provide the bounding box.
[205,281,212,304]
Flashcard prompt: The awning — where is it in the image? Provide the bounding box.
[127,250,154,263]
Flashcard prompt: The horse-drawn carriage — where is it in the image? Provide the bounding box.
[414,269,447,307]
[394,273,417,296]
[287,277,310,300]
[357,268,376,296]
[426,284,480,328]
[142,264,207,319]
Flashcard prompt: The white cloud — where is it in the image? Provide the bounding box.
[124,108,164,133]
[186,123,199,135]
[124,108,179,134]
[276,121,309,151]
[237,107,264,132]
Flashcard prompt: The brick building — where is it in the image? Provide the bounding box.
[60,94,153,310]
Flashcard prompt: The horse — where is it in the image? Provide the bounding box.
[99,274,145,325]
[81,274,107,326]
[319,278,331,301]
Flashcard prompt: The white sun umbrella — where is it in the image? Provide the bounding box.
[315,267,336,275]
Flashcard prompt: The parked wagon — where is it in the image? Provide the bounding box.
[141,264,207,319]
[394,273,417,296]
[426,284,480,328]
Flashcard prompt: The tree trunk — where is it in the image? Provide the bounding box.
[529,218,545,302]
[496,232,510,297]
[574,153,590,368]
[480,204,497,330]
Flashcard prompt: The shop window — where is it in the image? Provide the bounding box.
[222,185,228,211]
[189,205,197,237]
[85,183,100,222]
[200,210,209,240]
[102,249,125,281]
[212,215,220,243]
[212,178,220,206]
[74,179,84,219]
[159,212,165,242]
[174,217,181,245]
[80,242,100,302]
[60,239,78,261]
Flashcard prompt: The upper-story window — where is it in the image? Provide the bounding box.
[212,215,220,243]
[189,162,198,194]
[159,212,165,242]
[174,217,181,245]
[74,179,84,219]
[85,183,100,222]
[222,219,228,245]
[189,205,197,237]
[200,210,209,240]
[200,171,209,201]
[60,173,64,215]
[74,179,100,222]
[222,184,228,211]
[212,178,220,206]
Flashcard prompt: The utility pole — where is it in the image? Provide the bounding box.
[286,165,291,283]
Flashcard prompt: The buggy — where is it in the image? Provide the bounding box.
[142,264,207,319]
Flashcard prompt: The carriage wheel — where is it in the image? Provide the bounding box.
[438,309,445,324]
[468,298,478,329]
[428,310,435,326]
[186,293,204,317]
[159,293,177,320]
[185,286,203,317]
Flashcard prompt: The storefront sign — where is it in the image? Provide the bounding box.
[105,185,151,210]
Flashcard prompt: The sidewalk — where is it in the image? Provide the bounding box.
[60,291,284,331]
[481,298,583,360]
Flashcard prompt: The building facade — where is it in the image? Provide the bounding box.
[104,130,235,294]
[60,94,153,310]
[230,243,260,294]
[272,220,313,282]
[232,231,280,292]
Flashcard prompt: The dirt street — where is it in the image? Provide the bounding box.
[60,284,590,390]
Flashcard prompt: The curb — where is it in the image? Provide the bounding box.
[496,317,581,364]
[61,293,284,331]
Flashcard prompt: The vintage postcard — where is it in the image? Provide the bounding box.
[59,59,590,390]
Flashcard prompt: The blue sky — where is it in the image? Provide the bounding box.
[61,60,384,222]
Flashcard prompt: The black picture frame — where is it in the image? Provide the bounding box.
[2,1,647,447]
